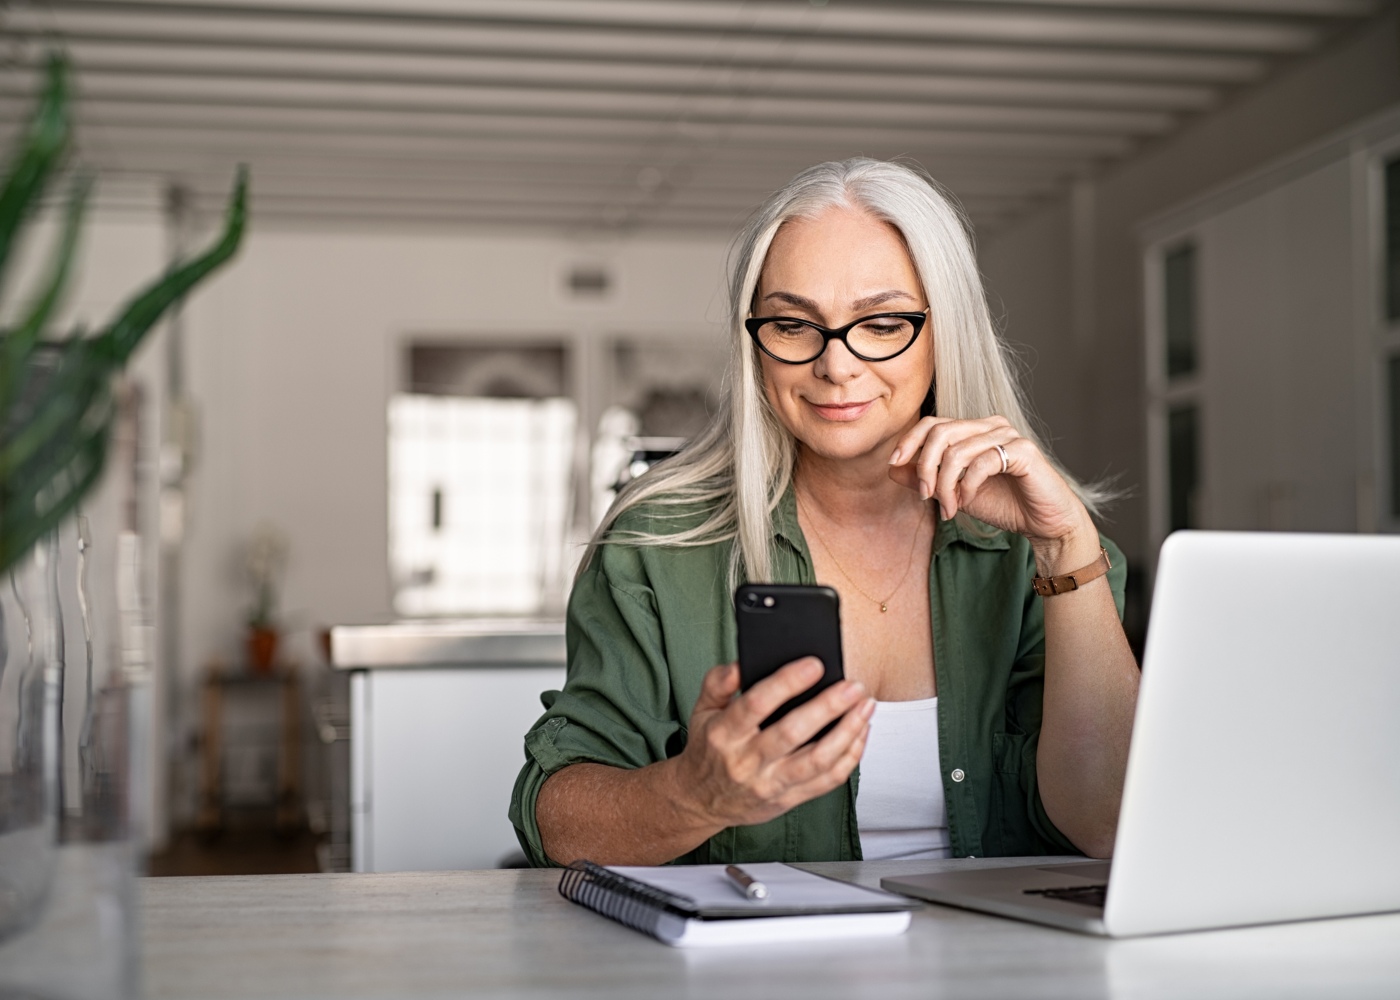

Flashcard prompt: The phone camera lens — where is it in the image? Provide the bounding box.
[744,593,759,607]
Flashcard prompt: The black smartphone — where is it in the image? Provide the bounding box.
[734,583,845,739]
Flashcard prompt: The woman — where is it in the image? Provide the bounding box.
[509,158,1139,867]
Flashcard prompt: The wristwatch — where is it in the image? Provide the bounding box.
[1032,547,1111,597]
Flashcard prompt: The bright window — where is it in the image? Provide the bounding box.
[388,394,576,616]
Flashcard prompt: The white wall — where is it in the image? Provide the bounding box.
[979,8,1400,567]
[978,198,1085,475]
[1142,154,1367,554]
[159,222,731,819]
[180,224,731,656]
[16,195,735,826]
[1187,160,1359,536]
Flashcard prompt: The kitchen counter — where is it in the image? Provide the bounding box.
[329,619,565,670]
[328,618,566,871]
[141,859,1400,1000]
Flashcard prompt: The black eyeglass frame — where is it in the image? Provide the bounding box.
[744,310,929,365]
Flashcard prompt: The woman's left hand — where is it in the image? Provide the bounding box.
[887,415,1093,554]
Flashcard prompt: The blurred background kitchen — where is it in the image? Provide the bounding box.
[1,0,1395,878]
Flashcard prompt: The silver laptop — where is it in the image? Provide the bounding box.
[884,530,1400,936]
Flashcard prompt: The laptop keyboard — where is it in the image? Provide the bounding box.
[1024,884,1108,908]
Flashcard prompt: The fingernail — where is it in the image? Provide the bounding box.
[860,698,877,718]
[888,448,902,465]
[842,681,865,703]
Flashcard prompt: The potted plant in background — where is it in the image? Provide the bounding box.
[245,523,289,673]
[0,55,247,999]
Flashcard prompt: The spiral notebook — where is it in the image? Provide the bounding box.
[558,861,917,947]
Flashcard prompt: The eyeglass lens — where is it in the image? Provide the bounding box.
[755,315,918,363]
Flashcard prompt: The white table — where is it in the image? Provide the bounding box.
[142,857,1400,1000]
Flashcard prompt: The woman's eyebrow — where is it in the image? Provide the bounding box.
[850,290,918,311]
[762,291,821,311]
[761,289,918,313]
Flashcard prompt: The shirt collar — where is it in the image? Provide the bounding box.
[772,481,1011,557]
[772,483,804,550]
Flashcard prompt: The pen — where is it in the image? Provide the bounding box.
[724,865,770,901]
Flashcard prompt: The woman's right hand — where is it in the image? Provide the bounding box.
[672,659,875,829]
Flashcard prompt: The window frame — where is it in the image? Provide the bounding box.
[1144,232,1207,566]
[1369,137,1400,534]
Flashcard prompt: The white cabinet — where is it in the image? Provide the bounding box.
[334,622,565,872]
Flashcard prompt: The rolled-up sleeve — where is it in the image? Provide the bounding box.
[508,540,685,867]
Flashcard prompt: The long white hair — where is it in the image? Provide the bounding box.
[584,157,1106,584]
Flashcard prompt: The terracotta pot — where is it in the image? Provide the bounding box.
[246,626,279,674]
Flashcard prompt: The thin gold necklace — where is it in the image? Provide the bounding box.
[797,494,928,613]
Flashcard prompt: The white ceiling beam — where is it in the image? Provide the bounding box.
[66,133,1094,180]
[91,149,1070,199]
[679,158,1081,189]
[89,183,1027,223]
[0,120,1107,192]
[964,0,1376,13]
[33,0,1328,53]
[10,3,1325,61]
[81,198,1017,236]
[2,16,1272,83]
[72,177,1045,234]
[97,187,751,222]
[86,166,1052,216]
[0,99,1138,156]
[0,73,1179,136]
[14,42,1222,112]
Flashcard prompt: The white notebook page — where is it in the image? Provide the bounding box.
[607,862,901,912]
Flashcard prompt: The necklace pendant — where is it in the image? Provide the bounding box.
[880,603,888,613]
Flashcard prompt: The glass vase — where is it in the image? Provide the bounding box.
[0,515,145,1000]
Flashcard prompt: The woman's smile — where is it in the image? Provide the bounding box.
[807,398,875,421]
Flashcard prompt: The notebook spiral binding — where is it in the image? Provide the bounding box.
[558,861,696,938]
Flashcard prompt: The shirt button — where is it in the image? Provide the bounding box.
[951,768,965,783]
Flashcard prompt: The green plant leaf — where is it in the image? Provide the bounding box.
[0,54,70,305]
[0,343,109,481]
[0,428,107,573]
[4,384,111,508]
[104,164,248,364]
[0,55,250,577]
[0,172,91,412]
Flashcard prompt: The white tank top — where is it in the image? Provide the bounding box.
[856,696,952,862]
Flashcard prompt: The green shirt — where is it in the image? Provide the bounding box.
[509,487,1127,867]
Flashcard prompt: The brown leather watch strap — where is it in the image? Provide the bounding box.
[1032,546,1111,597]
